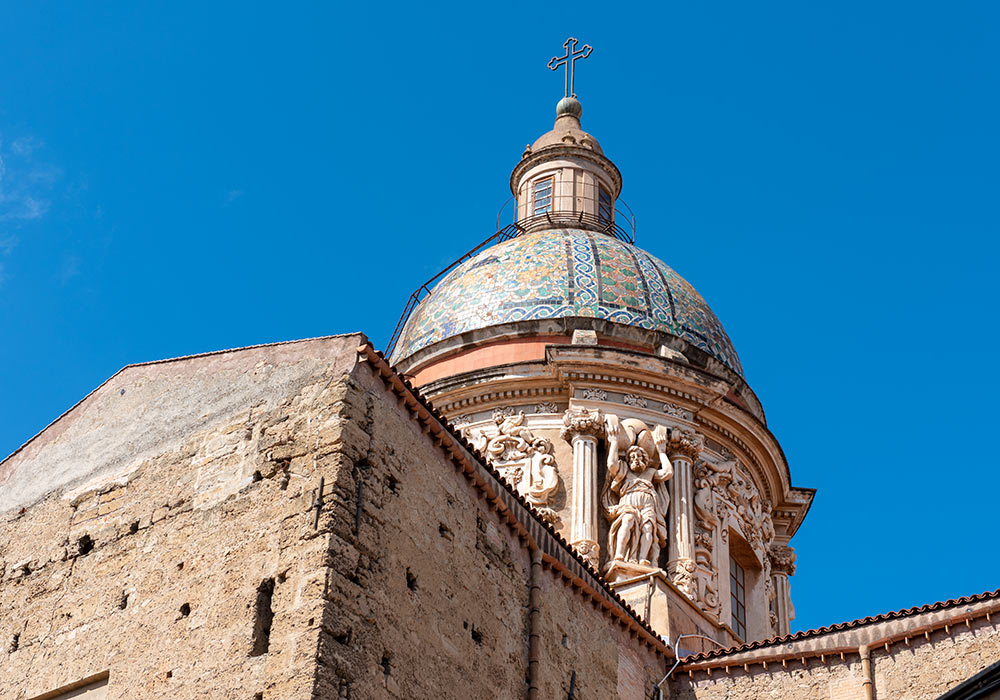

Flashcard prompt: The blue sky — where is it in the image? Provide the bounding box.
[1,2,997,634]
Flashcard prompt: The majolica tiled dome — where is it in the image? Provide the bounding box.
[391,228,743,377]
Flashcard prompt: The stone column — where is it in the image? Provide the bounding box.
[768,544,797,636]
[561,408,604,567]
[666,429,703,599]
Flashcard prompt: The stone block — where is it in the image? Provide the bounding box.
[571,329,599,345]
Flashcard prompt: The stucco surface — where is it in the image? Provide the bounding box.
[0,335,362,513]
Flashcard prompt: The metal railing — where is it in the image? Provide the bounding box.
[386,223,520,359]
[385,196,637,359]
[496,195,636,244]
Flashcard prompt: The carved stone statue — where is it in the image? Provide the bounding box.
[601,416,672,568]
[467,410,560,522]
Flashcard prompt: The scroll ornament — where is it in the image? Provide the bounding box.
[466,411,560,522]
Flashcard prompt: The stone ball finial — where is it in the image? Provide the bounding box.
[556,96,583,119]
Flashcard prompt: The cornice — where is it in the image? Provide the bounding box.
[416,345,814,538]
[356,342,675,660]
[509,145,623,197]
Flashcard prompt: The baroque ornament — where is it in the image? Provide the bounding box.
[769,544,797,576]
[535,401,559,414]
[622,394,648,408]
[690,462,722,616]
[686,454,780,620]
[580,388,607,401]
[451,414,473,428]
[663,402,694,422]
[666,428,703,461]
[465,411,560,523]
[601,415,672,568]
[560,407,605,441]
[667,558,698,599]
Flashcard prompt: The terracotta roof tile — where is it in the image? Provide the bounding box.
[683,587,1000,663]
[361,343,675,659]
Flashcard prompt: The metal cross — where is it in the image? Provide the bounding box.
[548,37,593,98]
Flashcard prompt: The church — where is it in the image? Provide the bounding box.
[1,39,997,700]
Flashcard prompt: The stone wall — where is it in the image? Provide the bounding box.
[0,336,374,699]
[671,614,1000,700]
[313,345,670,698]
[1,335,671,699]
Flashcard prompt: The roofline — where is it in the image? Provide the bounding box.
[356,341,677,661]
[0,333,365,468]
[681,587,1000,665]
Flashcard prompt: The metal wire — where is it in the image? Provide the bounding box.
[653,633,726,699]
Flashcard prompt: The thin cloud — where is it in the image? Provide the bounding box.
[0,133,60,288]
[59,253,81,285]
[0,234,14,289]
[0,234,16,256]
[11,136,42,157]
[0,134,58,223]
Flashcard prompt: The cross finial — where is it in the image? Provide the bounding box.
[548,37,593,99]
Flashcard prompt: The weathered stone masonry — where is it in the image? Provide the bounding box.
[670,591,1000,700]
[0,334,673,699]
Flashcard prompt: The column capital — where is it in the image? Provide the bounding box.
[768,544,797,576]
[561,407,605,441]
[666,428,703,461]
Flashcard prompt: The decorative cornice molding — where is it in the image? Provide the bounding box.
[565,370,705,406]
[664,402,695,422]
[438,386,564,414]
[580,387,608,401]
[623,393,648,408]
[356,343,675,660]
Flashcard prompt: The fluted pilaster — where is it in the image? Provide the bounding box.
[769,544,796,636]
[666,429,703,598]
[561,408,604,566]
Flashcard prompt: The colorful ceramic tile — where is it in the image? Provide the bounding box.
[392,228,743,377]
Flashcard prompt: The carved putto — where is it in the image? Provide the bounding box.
[467,411,560,522]
[601,416,672,569]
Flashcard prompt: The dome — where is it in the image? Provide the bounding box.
[528,112,604,155]
[391,228,744,377]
